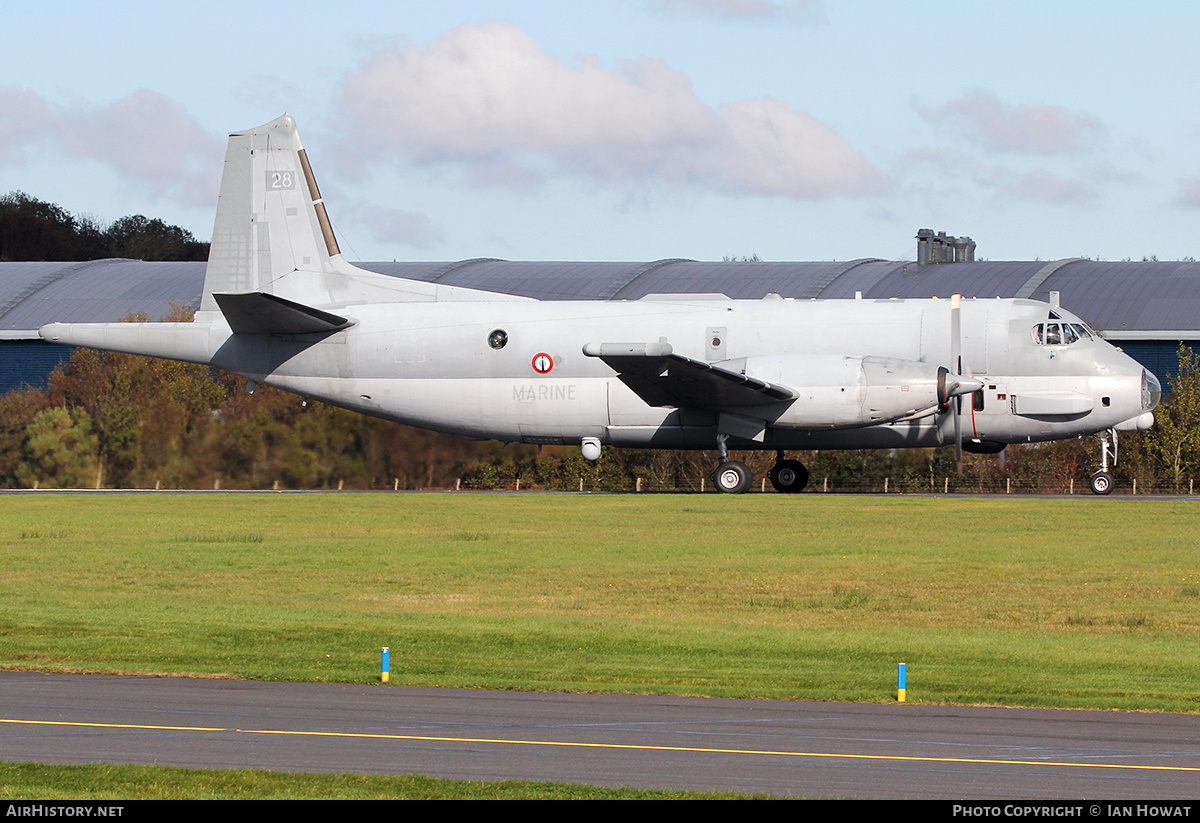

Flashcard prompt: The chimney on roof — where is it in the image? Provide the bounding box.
[916,229,975,265]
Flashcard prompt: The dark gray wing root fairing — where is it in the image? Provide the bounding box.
[582,342,796,409]
[213,292,354,335]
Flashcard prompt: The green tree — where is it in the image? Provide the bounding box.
[1145,346,1200,489]
[103,214,208,261]
[45,307,227,488]
[0,191,209,262]
[0,191,106,260]
[16,407,100,488]
[0,387,51,486]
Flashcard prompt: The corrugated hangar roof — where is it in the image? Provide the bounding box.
[0,259,205,337]
[3,257,1200,340]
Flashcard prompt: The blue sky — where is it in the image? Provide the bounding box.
[3,1,1197,263]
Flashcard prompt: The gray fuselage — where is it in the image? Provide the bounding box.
[190,294,1155,451]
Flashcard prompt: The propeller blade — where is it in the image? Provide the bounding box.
[954,394,963,462]
[951,294,963,466]
[951,293,961,368]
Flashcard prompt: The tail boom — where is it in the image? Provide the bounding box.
[40,321,221,365]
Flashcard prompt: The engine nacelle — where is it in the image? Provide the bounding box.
[738,354,947,429]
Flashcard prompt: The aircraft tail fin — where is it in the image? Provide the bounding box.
[201,114,527,311]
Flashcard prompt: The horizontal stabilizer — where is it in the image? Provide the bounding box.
[213,292,354,335]
[584,341,796,409]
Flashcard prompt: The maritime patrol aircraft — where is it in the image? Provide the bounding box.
[40,115,1159,494]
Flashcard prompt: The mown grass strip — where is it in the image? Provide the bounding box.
[1,494,1198,711]
[0,762,764,800]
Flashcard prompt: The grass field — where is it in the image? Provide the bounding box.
[2,492,1199,712]
[0,762,761,800]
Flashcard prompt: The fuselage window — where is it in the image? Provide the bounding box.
[488,329,508,350]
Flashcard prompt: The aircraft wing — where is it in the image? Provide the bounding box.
[582,342,796,409]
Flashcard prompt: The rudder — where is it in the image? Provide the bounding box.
[201,114,338,309]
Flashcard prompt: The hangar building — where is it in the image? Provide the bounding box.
[2,231,1197,394]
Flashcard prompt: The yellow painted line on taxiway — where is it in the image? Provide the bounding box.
[3,717,1197,773]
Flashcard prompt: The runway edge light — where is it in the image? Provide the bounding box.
[898,662,906,703]
[381,647,389,684]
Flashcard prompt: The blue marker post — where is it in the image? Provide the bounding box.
[381,647,390,684]
[897,662,906,703]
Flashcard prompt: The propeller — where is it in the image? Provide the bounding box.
[943,294,983,466]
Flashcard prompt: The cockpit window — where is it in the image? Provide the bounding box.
[1032,322,1090,346]
[1144,369,1161,410]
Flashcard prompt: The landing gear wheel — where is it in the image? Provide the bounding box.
[1090,471,1115,496]
[713,461,752,494]
[769,459,809,493]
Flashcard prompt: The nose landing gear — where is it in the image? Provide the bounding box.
[1089,428,1117,495]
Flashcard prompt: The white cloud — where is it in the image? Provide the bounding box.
[717,97,881,197]
[56,91,222,207]
[1177,175,1200,208]
[0,88,221,207]
[0,88,53,166]
[913,89,1104,156]
[337,20,879,200]
[645,0,828,25]
[1002,170,1098,205]
[898,134,1145,214]
[336,199,445,251]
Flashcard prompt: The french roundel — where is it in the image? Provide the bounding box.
[532,353,553,374]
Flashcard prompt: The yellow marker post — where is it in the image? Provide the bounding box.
[897,662,907,702]
[381,647,390,683]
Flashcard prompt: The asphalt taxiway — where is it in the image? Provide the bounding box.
[1,672,1198,798]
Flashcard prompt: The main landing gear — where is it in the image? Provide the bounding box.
[711,434,753,493]
[711,440,808,494]
[713,460,753,494]
[1089,428,1117,495]
[769,456,809,493]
